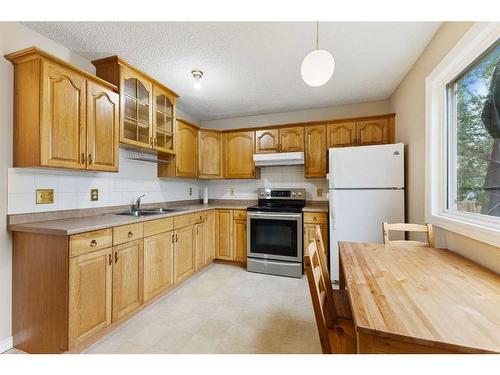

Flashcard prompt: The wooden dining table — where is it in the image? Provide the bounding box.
[338,241,500,353]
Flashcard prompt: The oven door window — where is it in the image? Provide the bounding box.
[250,218,298,258]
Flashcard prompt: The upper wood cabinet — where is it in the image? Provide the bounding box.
[86,81,120,172]
[6,47,119,172]
[327,122,356,148]
[158,119,198,178]
[255,126,304,153]
[255,129,279,153]
[305,124,327,178]
[279,126,304,152]
[223,131,257,179]
[327,116,394,148]
[356,118,389,146]
[198,129,223,179]
[92,56,178,154]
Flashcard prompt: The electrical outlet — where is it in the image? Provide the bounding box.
[90,189,99,201]
[36,189,54,204]
[189,187,193,196]
[317,188,323,197]
[230,188,235,196]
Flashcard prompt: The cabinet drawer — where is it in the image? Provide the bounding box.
[113,223,144,245]
[233,210,247,220]
[193,212,206,224]
[70,228,113,257]
[303,212,328,224]
[144,217,174,237]
[174,213,194,229]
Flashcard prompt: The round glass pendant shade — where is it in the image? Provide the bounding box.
[300,49,335,87]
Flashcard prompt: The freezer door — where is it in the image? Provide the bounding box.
[329,143,404,189]
[329,189,404,282]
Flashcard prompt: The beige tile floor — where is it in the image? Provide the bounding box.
[4,263,322,354]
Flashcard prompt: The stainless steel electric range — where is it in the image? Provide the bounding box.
[246,188,305,278]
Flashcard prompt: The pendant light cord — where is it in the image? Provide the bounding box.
[316,21,319,50]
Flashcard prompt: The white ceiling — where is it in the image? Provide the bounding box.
[23,22,441,121]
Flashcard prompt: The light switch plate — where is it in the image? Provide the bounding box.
[90,189,99,201]
[36,189,54,204]
[230,188,235,196]
[189,187,193,196]
[317,188,323,197]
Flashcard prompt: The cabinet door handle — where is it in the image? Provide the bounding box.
[175,234,178,242]
[128,231,133,238]
[88,154,93,165]
[114,252,118,263]
[171,234,175,243]
[108,253,112,266]
[90,239,97,247]
[81,153,86,164]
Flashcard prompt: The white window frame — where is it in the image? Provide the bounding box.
[425,22,500,248]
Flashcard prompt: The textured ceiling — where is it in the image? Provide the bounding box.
[23,22,441,121]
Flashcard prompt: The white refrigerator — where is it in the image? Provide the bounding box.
[328,143,405,283]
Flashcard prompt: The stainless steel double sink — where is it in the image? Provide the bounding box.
[115,207,187,217]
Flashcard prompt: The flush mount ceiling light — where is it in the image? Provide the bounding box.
[300,22,335,87]
[191,69,203,89]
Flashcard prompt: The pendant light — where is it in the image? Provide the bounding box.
[301,22,335,87]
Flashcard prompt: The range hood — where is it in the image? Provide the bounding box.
[253,152,305,166]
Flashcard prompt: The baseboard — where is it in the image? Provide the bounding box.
[0,336,13,353]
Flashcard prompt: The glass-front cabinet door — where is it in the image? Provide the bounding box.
[153,85,175,154]
[121,68,153,148]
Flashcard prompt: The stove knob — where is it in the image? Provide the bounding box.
[291,192,296,197]
[266,192,270,197]
[297,192,303,197]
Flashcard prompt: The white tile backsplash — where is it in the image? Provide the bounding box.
[206,165,328,202]
[7,149,202,214]
[8,153,327,214]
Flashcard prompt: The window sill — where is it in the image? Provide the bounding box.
[427,212,500,248]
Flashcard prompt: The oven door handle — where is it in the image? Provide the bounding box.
[248,212,302,219]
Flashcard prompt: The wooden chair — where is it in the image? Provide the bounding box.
[382,222,435,248]
[304,230,357,354]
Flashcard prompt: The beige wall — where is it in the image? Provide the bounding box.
[201,100,391,130]
[389,21,500,273]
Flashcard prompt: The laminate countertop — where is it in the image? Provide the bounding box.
[9,201,328,236]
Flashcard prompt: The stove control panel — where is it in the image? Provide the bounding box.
[257,188,306,200]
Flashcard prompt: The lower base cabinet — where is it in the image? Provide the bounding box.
[195,220,206,270]
[215,210,233,260]
[69,247,112,349]
[143,231,174,303]
[174,224,195,282]
[303,212,329,264]
[112,239,143,321]
[233,212,247,263]
[205,210,216,262]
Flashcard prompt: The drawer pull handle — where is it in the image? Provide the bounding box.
[128,231,133,238]
[90,239,97,247]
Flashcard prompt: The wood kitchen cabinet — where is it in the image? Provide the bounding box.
[327,122,357,148]
[215,209,233,260]
[143,231,174,303]
[69,247,112,349]
[233,210,247,263]
[205,210,216,262]
[223,131,257,179]
[112,239,143,321]
[173,224,195,283]
[158,119,198,178]
[327,115,395,148]
[305,124,327,178]
[255,126,304,153]
[6,47,119,172]
[198,129,223,178]
[303,212,329,267]
[92,55,178,153]
[195,219,206,270]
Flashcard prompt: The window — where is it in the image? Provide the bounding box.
[447,41,500,218]
[426,23,500,247]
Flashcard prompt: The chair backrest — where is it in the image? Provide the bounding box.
[304,239,333,354]
[382,222,435,248]
[313,226,337,323]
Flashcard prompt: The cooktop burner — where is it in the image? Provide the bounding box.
[247,188,306,213]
